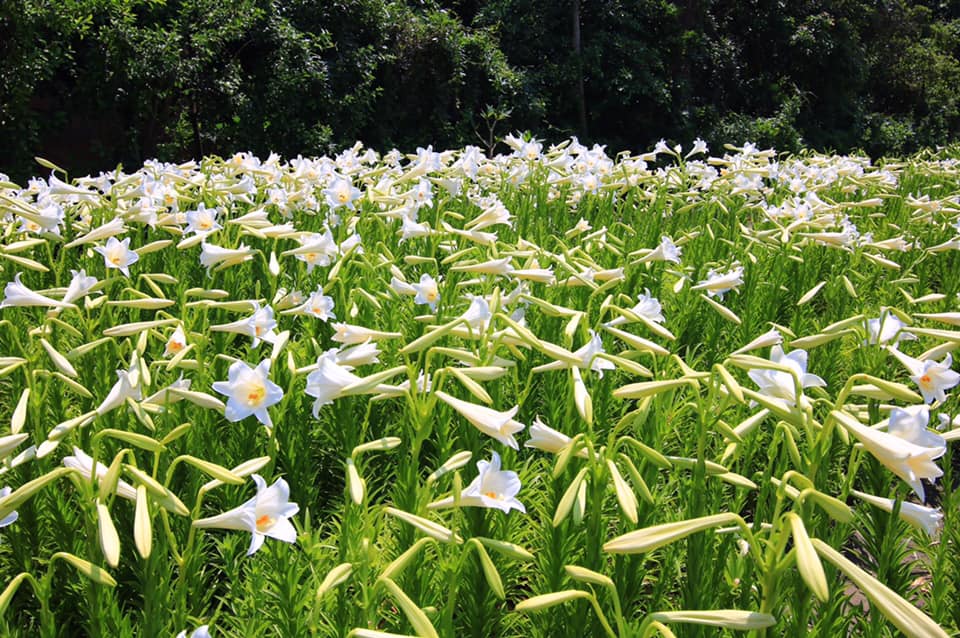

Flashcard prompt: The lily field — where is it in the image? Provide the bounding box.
[1,138,960,637]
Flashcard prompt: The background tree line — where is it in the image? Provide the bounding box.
[2,0,960,181]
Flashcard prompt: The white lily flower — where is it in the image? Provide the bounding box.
[636,236,682,264]
[212,360,284,429]
[852,490,943,538]
[141,376,192,406]
[938,413,959,431]
[94,236,139,276]
[466,196,513,231]
[334,340,381,368]
[284,289,336,321]
[184,203,222,235]
[96,366,143,415]
[525,416,578,454]
[460,451,525,513]
[412,273,440,311]
[841,416,944,501]
[304,353,362,416]
[889,349,960,404]
[746,346,825,409]
[193,474,299,555]
[339,232,363,256]
[574,330,616,377]
[886,405,946,450]
[731,329,783,356]
[1,273,76,309]
[692,264,744,299]
[460,295,491,332]
[291,230,339,272]
[399,215,432,242]
[210,303,279,347]
[175,625,212,638]
[164,325,188,357]
[61,269,98,305]
[606,289,665,327]
[866,314,915,346]
[435,391,524,449]
[323,175,362,211]
[390,276,416,296]
[430,452,525,513]
[199,242,255,271]
[62,447,137,501]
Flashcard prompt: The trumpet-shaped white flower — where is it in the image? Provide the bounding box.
[731,328,783,356]
[852,489,943,538]
[94,236,139,276]
[841,416,944,501]
[605,289,665,327]
[285,289,336,321]
[525,416,573,454]
[467,196,513,231]
[460,295,491,332]
[461,452,525,513]
[866,314,915,346]
[631,289,666,323]
[390,276,416,296]
[886,405,946,450]
[184,203,222,235]
[210,303,279,347]
[399,215,432,242]
[911,355,960,405]
[193,474,299,555]
[62,447,137,501]
[212,360,284,429]
[199,242,255,271]
[293,231,339,272]
[61,269,98,305]
[175,625,211,638]
[1,273,76,309]
[435,391,524,449]
[338,232,363,256]
[323,175,362,210]
[574,330,616,377]
[430,452,525,513]
[889,349,960,404]
[141,375,192,406]
[412,273,440,311]
[938,413,960,431]
[636,236,682,264]
[747,346,826,408]
[334,340,381,368]
[692,264,744,299]
[0,487,18,528]
[305,353,362,416]
[164,325,188,357]
[96,366,143,415]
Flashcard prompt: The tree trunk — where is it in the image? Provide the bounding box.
[572,0,588,138]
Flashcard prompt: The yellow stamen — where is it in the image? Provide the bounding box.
[246,385,266,406]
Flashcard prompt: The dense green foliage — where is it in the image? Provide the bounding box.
[3,0,960,180]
